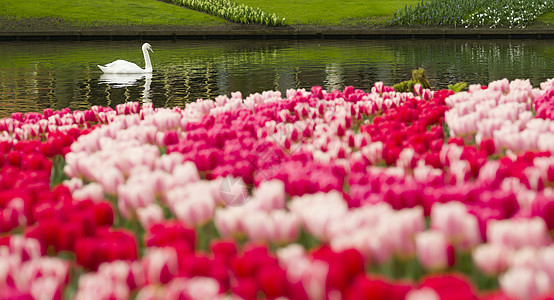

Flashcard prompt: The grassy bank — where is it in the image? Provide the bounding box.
[539,12,554,24]
[0,0,552,30]
[219,0,418,25]
[0,0,417,28]
[0,0,225,28]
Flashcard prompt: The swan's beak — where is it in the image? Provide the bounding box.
[149,48,154,53]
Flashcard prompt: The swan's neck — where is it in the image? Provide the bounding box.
[143,47,152,73]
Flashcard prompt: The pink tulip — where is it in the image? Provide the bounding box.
[214,206,246,238]
[489,78,510,93]
[98,168,125,195]
[117,183,156,219]
[281,254,328,300]
[137,204,165,230]
[64,177,84,192]
[9,236,42,261]
[134,285,160,300]
[16,257,69,300]
[72,183,104,203]
[500,267,551,300]
[422,89,433,101]
[367,227,394,264]
[360,141,384,164]
[170,187,216,227]
[269,210,300,244]
[242,210,273,242]
[142,247,178,284]
[289,191,348,241]
[374,81,385,94]
[155,152,184,173]
[406,287,440,300]
[387,207,425,258]
[252,180,286,211]
[415,231,453,270]
[472,244,511,275]
[487,218,550,249]
[165,277,221,300]
[431,202,481,250]
[540,78,554,90]
[330,228,372,262]
[96,260,144,290]
[29,277,64,300]
[172,161,200,186]
[276,244,306,269]
[414,83,423,96]
[143,170,174,195]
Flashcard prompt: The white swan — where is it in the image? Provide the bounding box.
[98,43,154,74]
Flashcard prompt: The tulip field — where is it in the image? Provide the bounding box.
[1,77,554,299]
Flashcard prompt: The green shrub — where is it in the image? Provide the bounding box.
[393,68,431,92]
[448,82,467,93]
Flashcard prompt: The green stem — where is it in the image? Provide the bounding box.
[50,154,68,187]
[453,250,473,276]
[106,194,123,228]
[64,266,84,300]
[196,221,218,252]
[297,228,320,250]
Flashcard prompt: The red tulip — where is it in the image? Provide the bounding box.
[419,274,479,300]
[75,228,138,270]
[345,275,412,300]
[258,264,287,298]
[232,277,258,300]
[211,240,238,266]
[145,221,195,250]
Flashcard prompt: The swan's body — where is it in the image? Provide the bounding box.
[98,43,154,74]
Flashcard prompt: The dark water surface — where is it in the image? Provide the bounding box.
[0,39,552,117]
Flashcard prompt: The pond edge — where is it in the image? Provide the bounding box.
[1,28,554,41]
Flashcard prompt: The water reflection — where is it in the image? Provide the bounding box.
[99,73,153,102]
[0,39,552,117]
[100,73,145,88]
[143,74,152,103]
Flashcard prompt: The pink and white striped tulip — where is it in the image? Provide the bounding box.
[472,244,512,276]
[415,230,451,271]
[431,202,481,250]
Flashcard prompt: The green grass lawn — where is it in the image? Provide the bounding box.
[538,12,554,24]
[234,0,419,25]
[0,0,419,27]
[0,0,551,28]
[0,0,225,26]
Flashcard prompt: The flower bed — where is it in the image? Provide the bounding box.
[0,78,554,299]
[390,0,553,28]
[163,0,286,26]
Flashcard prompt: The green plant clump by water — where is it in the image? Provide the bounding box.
[448,82,467,93]
[394,68,431,92]
[390,0,553,28]
[163,0,286,26]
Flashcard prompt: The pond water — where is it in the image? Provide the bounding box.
[0,39,553,117]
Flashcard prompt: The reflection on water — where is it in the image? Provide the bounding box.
[99,73,145,88]
[99,73,152,102]
[0,39,553,117]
